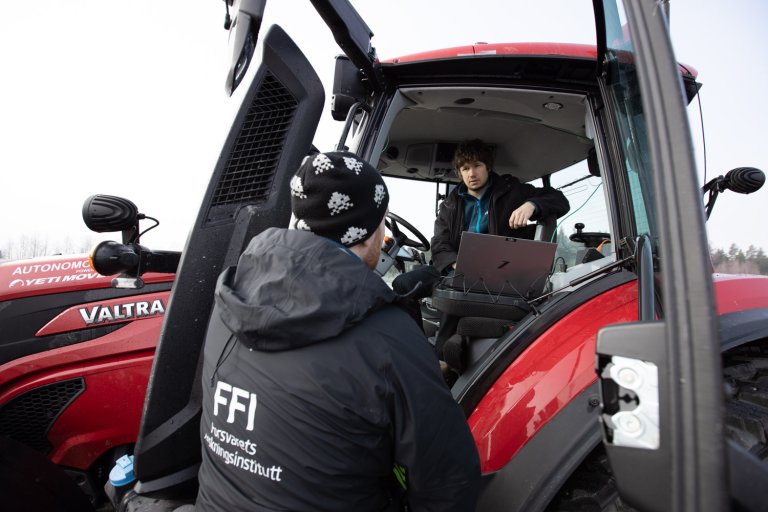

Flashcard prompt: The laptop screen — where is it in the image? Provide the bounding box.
[448,232,557,298]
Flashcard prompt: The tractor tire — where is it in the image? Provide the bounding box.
[545,446,634,512]
[547,337,768,512]
[722,338,768,460]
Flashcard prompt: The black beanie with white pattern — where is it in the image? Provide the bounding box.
[290,151,389,247]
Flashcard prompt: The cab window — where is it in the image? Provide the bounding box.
[603,2,657,243]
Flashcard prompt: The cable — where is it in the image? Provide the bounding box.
[138,215,160,239]
[550,182,604,242]
[696,88,708,184]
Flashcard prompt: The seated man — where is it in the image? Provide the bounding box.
[394,139,570,352]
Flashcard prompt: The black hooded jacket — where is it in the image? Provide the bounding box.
[196,228,480,512]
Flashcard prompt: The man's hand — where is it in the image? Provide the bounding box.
[509,201,536,229]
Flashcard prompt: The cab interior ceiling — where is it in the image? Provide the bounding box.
[377,86,593,184]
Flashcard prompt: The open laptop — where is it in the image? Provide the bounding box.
[445,232,558,299]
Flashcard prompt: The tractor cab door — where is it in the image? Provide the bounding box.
[593,1,727,510]
[131,0,378,496]
[227,0,380,97]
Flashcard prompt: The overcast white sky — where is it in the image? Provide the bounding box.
[1,1,766,258]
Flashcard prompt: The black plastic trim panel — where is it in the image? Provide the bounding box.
[133,24,325,488]
[454,270,636,415]
[475,383,602,511]
[0,378,85,454]
[719,308,768,352]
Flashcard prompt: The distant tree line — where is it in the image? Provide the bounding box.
[0,235,95,262]
[2,234,766,277]
[711,244,768,275]
[554,228,767,276]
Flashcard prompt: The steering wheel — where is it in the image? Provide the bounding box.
[569,222,610,248]
[376,212,429,277]
[385,212,430,251]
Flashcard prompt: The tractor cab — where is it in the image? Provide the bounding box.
[99,1,766,511]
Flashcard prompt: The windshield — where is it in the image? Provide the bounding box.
[602,3,658,245]
[381,134,615,294]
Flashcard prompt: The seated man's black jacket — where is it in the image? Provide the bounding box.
[431,172,570,273]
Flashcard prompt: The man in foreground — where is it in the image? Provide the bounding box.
[196,151,481,511]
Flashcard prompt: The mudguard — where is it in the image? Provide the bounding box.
[475,384,602,512]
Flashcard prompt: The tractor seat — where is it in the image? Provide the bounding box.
[442,315,517,375]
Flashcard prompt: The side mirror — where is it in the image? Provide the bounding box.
[331,55,367,121]
[225,0,267,96]
[702,167,764,220]
[723,167,764,194]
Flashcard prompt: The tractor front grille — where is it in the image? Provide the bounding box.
[0,378,85,453]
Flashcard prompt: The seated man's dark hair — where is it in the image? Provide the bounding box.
[453,139,494,172]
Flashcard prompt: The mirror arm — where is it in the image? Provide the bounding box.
[335,101,370,151]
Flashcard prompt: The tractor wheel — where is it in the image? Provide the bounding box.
[547,337,768,512]
[722,338,768,459]
[544,446,634,512]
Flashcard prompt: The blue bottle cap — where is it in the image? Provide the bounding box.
[109,454,136,487]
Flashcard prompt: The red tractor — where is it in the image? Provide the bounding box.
[0,197,178,506]
[2,1,767,511]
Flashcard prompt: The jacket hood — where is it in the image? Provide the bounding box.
[214,227,397,351]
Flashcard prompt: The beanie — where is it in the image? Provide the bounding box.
[290,151,389,247]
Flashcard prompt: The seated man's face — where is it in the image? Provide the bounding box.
[458,160,490,193]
